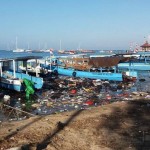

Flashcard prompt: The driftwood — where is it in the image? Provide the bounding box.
[2,104,35,117]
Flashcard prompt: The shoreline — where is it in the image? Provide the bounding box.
[0,99,150,149]
[0,75,150,121]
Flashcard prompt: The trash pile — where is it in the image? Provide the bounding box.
[1,75,150,121]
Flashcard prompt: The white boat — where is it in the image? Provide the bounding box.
[0,56,44,91]
[13,48,24,52]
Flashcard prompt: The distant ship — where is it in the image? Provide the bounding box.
[13,48,24,52]
[79,50,95,53]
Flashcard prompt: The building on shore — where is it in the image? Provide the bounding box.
[140,41,150,51]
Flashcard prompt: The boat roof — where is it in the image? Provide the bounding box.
[0,56,43,62]
[89,56,126,67]
[90,54,116,57]
[61,56,127,67]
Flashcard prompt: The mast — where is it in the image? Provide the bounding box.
[39,42,41,50]
[45,42,47,50]
[28,42,30,50]
[16,36,18,50]
[60,40,61,50]
[78,43,81,51]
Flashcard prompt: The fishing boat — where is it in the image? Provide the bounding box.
[79,49,95,53]
[58,50,77,55]
[118,62,150,71]
[117,52,150,71]
[53,56,137,82]
[19,59,42,75]
[0,56,44,92]
[19,56,58,77]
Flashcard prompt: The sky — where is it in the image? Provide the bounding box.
[0,0,150,50]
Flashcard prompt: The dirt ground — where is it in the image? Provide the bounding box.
[0,99,150,150]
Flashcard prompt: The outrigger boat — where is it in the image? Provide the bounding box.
[0,56,43,92]
[53,56,137,82]
[117,52,150,71]
[118,62,150,71]
[19,56,57,77]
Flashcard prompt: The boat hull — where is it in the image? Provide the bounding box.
[56,67,123,81]
[0,78,22,92]
[6,71,43,89]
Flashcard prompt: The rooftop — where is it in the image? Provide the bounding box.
[140,41,150,48]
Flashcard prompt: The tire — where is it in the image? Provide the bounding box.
[53,70,58,76]
[72,71,76,77]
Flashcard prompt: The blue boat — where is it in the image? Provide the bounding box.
[0,56,44,92]
[118,62,150,71]
[116,52,150,71]
[55,67,123,81]
[53,56,137,82]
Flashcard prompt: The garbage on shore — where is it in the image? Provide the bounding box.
[0,75,150,121]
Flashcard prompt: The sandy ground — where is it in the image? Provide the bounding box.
[0,99,150,150]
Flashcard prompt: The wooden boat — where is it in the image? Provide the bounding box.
[118,62,150,71]
[53,56,137,82]
[117,52,150,71]
[0,56,43,92]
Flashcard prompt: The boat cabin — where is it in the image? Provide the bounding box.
[0,56,43,91]
[58,56,128,73]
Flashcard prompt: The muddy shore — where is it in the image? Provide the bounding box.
[0,99,150,150]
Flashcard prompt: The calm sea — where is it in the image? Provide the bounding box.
[0,49,127,59]
[0,50,55,59]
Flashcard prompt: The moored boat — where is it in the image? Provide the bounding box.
[53,56,137,82]
[118,62,150,71]
[0,56,44,91]
[117,52,150,71]
[13,49,24,52]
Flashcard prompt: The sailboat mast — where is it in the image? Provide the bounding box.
[16,36,18,50]
[78,43,80,51]
[60,40,61,50]
[28,42,30,50]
